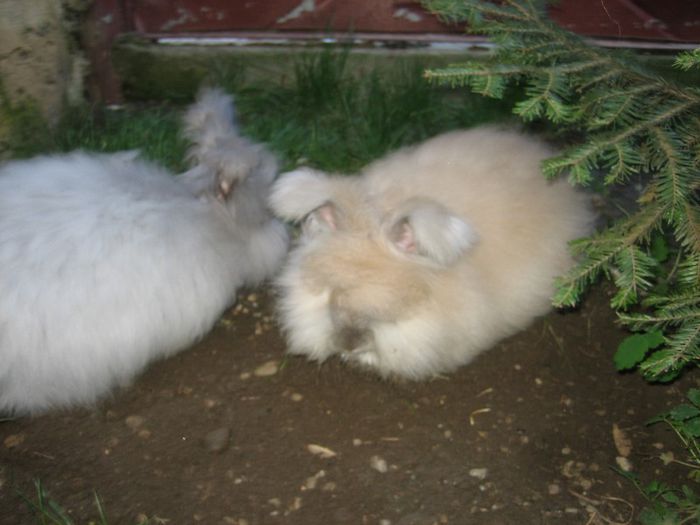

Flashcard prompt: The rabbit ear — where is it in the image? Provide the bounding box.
[269,167,333,221]
[302,202,339,236]
[385,199,477,267]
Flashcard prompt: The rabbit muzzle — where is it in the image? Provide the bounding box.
[333,324,373,352]
[329,289,374,352]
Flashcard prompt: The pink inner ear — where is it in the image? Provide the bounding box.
[317,203,337,231]
[394,221,416,253]
[216,173,237,201]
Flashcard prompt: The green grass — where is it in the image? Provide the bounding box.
[4,48,515,173]
[54,105,189,171]
[15,480,111,525]
[14,479,165,525]
[230,49,517,172]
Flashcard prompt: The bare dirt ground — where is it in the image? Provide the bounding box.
[0,284,694,525]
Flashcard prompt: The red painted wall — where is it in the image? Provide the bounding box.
[121,0,700,42]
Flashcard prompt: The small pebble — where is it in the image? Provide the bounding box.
[303,470,326,490]
[548,483,561,495]
[370,455,388,473]
[254,360,279,377]
[125,415,145,430]
[615,455,633,472]
[3,434,24,449]
[203,427,231,453]
[469,468,488,480]
[307,444,337,458]
[203,398,220,409]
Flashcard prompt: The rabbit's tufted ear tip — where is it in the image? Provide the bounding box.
[268,167,332,221]
[387,199,477,267]
[302,202,339,236]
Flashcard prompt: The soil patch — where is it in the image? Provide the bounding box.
[0,286,694,524]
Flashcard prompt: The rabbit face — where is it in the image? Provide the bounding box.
[271,168,477,376]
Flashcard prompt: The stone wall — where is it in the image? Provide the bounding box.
[0,0,89,129]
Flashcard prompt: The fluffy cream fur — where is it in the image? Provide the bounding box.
[270,127,593,379]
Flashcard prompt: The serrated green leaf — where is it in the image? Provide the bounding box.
[614,331,664,371]
[646,330,666,348]
[683,417,700,437]
[615,334,652,370]
[687,388,700,407]
[669,403,700,421]
[661,490,681,504]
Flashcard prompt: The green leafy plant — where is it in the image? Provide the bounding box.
[617,389,700,524]
[15,479,156,525]
[17,480,109,525]
[423,0,700,382]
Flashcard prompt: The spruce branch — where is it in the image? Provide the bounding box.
[640,320,700,378]
[553,204,666,308]
[619,290,700,329]
[422,0,700,379]
[677,200,700,253]
[649,127,696,218]
[675,48,700,71]
[610,246,658,309]
[677,253,700,289]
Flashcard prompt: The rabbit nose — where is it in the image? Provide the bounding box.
[333,325,373,352]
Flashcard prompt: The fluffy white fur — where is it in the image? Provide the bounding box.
[270,127,594,379]
[0,89,289,415]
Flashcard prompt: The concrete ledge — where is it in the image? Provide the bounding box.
[112,35,493,102]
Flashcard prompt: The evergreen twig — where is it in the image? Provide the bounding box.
[423,0,700,380]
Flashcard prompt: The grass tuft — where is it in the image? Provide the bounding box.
[4,48,515,174]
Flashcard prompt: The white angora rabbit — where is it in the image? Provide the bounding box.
[0,89,288,414]
[269,127,593,379]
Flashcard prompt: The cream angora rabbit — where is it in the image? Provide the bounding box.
[0,89,288,415]
[269,127,593,379]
